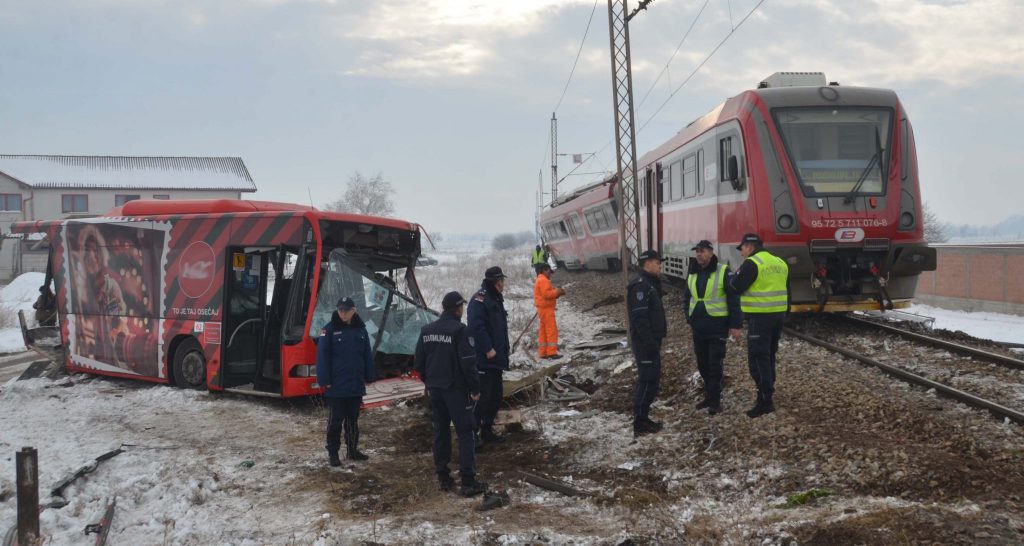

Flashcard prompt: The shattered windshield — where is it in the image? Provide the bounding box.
[774,107,892,196]
[309,248,436,358]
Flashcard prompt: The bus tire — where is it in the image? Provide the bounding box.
[171,337,207,390]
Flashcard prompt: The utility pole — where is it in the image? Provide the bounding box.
[607,0,651,330]
[536,170,544,242]
[550,112,559,203]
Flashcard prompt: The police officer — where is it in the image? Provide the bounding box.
[468,266,511,447]
[683,240,742,415]
[627,250,667,437]
[728,233,790,418]
[316,297,376,465]
[414,291,487,497]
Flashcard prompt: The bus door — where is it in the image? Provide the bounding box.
[222,246,272,390]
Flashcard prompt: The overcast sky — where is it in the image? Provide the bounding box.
[2,0,1022,235]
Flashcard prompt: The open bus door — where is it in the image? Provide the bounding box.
[221,245,298,394]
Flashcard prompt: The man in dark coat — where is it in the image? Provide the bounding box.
[316,297,376,466]
[683,240,742,415]
[467,266,510,447]
[627,250,667,437]
[414,291,487,497]
[33,285,57,326]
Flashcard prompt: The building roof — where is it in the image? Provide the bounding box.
[0,155,257,192]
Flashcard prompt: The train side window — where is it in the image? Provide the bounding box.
[696,149,705,195]
[663,164,671,202]
[900,119,908,180]
[670,161,682,202]
[639,174,646,207]
[683,154,697,198]
[719,137,733,183]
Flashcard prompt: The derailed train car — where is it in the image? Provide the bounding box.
[541,72,937,312]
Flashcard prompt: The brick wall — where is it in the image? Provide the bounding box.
[914,245,1024,316]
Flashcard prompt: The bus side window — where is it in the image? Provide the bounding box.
[283,246,315,343]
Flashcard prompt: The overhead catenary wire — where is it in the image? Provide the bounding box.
[638,0,768,132]
[636,0,711,109]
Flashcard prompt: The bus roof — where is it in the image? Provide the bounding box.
[9,199,420,235]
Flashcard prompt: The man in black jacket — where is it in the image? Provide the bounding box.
[467,266,510,447]
[414,291,487,497]
[627,250,667,437]
[683,240,742,415]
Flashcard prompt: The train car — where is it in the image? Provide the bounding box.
[547,72,937,312]
[540,178,619,270]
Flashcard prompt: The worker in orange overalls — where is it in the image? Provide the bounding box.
[534,263,566,359]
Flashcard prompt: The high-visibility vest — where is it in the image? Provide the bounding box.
[687,263,729,318]
[740,251,789,314]
[532,249,546,265]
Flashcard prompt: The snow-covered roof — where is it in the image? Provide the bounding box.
[0,155,257,191]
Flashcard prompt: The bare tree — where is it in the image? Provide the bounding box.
[922,202,948,243]
[491,233,518,251]
[325,172,395,217]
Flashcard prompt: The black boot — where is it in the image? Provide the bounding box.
[695,398,713,410]
[345,426,369,461]
[460,476,487,497]
[328,451,342,467]
[707,401,722,415]
[438,474,456,492]
[642,416,663,432]
[745,394,775,418]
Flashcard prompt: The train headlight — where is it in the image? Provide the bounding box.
[777,214,794,230]
[900,212,914,228]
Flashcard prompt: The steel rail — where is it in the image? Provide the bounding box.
[844,315,1024,372]
[784,328,1024,425]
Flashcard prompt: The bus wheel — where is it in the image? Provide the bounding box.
[172,338,207,389]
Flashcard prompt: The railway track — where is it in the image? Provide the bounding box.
[784,318,1024,425]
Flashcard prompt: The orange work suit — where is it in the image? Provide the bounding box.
[534,273,561,358]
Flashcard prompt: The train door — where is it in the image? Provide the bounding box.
[650,163,663,253]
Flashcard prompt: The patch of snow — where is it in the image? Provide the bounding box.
[905,304,1024,344]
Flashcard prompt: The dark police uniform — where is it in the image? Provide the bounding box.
[683,251,742,412]
[627,251,667,435]
[728,233,790,417]
[467,268,510,443]
[316,309,376,462]
[414,296,481,490]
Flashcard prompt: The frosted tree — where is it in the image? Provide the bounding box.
[922,202,948,243]
[325,172,396,217]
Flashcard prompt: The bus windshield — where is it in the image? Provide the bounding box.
[309,248,436,368]
[774,107,892,197]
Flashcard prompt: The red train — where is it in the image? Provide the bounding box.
[541,72,937,312]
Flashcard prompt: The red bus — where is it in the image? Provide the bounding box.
[11,199,434,401]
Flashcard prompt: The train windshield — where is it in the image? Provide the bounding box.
[774,107,892,197]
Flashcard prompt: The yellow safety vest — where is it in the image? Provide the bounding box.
[532,249,546,265]
[740,252,789,314]
[687,263,729,318]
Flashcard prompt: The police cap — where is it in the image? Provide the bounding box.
[336,297,356,311]
[691,240,714,251]
[484,266,506,280]
[638,250,663,263]
[441,291,467,310]
[736,233,763,250]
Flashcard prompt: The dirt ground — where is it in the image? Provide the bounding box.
[300,270,1023,544]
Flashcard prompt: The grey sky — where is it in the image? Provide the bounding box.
[2,0,1022,234]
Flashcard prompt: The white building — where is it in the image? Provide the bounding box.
[0,155,257,281]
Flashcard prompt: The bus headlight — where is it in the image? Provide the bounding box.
[290,364,316,378]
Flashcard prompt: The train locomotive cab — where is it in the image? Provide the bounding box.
[747,73,937,311]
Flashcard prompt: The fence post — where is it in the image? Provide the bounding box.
[16,447,40,545]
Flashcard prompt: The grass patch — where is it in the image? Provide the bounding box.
[780,488,835,508]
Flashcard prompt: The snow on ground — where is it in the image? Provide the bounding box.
[0,272,46,353]
[904,303,1024,344]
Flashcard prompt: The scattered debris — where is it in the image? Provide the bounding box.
[83,497,116,545]
[504,362,563,395]
[476,490,511,511]
[612,361,633,375]
[520,471,589,498]
[540,377,588,403]
[50,448,124,498]
[570,337,627,351]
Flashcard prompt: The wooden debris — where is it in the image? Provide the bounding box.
[521,471,589,497]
